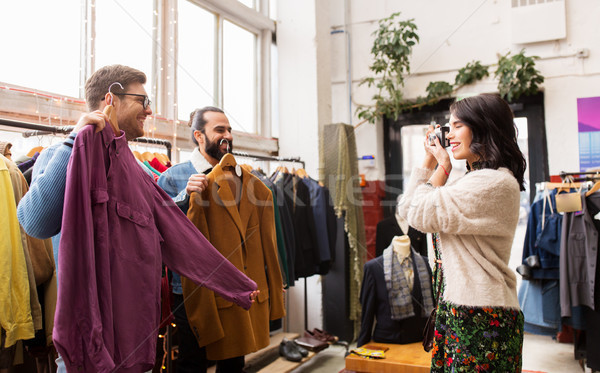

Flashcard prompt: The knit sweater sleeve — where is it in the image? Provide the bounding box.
[17,134,77,239]
[397,167,520,236]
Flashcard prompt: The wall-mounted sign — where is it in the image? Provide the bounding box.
[578,96,600,171]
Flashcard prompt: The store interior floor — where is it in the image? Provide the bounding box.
[289,333,585,373]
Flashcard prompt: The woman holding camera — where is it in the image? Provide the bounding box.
[397,93,526,372]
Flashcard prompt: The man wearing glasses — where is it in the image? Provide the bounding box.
[18,64,156,372]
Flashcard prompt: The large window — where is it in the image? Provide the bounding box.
[177,0,216,118]
[223,20,256,133]
[0,1,80,97]
[0,0,274,144]
[95,0,154,99]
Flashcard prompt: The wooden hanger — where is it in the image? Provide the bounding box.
[27,146,45,157]
[154,152,170,165]
[586,181,600,197]
[544,182,583,190]
[103,105,121,136]
[142,151,155,162]
[295,168,308,178]
[133,150,144,162]
[219,153,237,168]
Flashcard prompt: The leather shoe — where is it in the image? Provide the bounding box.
[312,328,338,343]
[279,338,302,362]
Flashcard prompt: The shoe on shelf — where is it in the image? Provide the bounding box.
[292,341,309,357]
[312,328,339,343]
[279,338,303,362]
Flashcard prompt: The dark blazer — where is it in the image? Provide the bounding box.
[302,177,337,274]
[375,216,427,258]
[357,255,431,347]
[276,173,319,279]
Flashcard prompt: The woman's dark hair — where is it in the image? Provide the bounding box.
[189,106,224,145]
[450,93,527,191]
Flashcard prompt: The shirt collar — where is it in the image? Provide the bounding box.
[190,148,213,174]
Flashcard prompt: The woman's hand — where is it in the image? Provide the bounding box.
[423,125,451,170]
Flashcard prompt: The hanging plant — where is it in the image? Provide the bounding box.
[495,49,544,102]
[356,12,419,124]
[356,14,544,125]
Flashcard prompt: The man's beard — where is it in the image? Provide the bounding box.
[205,138,233,161]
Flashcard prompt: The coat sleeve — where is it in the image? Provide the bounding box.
[397,167,520,236]
[357,263,376,347]
[53,135,115,372]
[155,188,257,310]
[259,192,285,320]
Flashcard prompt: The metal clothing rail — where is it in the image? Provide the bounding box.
[0,118,172,159]
[231,150,305,168]
[559,170,600,182]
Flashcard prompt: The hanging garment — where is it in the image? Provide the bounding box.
[262,172,297,285]
[301,177,337,275]
[54,125,256,373]
[251,170,290,287]
[183,163,285,361]
[522,188,561,279]
[2,155,47,334]
[321,123,367,321]
[149,157,168,173]
[357,251,432,347]
[0,156,34,348]
[275,172,319,279]
[560,192,599,317]
[16,152,39,174]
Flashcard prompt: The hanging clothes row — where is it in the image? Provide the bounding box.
[518,175,600,371]
[1,151,56,372]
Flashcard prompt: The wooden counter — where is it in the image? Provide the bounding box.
[345,342,430,373]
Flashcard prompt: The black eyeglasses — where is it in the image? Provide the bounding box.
[115,93,152,110]
[103,93,151,110]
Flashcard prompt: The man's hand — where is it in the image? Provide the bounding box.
[186,174,208,196]
[73,111,109,134]
[249,289,260,303]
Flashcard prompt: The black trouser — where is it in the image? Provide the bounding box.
[173,294,245,373]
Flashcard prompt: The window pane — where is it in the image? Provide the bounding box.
[0,1,80,97]
[177,1,215,119]
[95,0,153,100]
[223,20,256,133]
[271,42,279,138]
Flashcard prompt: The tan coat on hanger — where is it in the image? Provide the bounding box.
[182,164,285,360]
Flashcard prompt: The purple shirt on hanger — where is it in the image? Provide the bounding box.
[53,125,256,373]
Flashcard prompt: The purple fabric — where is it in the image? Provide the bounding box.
[53,125,256,373]
[17,151,39,173]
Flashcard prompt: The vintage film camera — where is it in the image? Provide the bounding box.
[428,124,450,148]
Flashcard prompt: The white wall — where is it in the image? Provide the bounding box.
[276,0,332,334]
[325,0,600,178]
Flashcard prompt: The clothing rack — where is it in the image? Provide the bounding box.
[231,150,305,169]
[0,118,173,159]
[559,170,600,182]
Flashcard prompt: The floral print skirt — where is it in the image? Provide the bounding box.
[431,301,524,372]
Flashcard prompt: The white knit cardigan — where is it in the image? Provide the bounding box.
[397,166,521,309]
